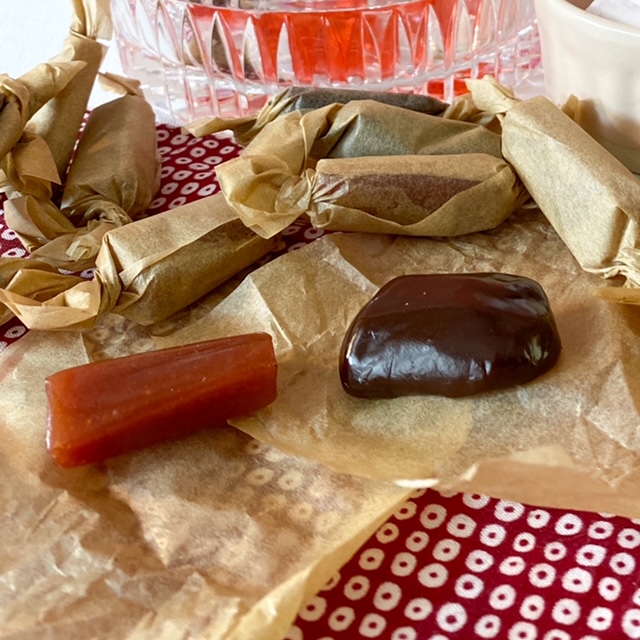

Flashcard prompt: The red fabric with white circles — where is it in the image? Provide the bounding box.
[3,125,640,639]
[289,490,640,640]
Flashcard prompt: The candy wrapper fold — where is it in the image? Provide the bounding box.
[0,60,86,163]
[3,194,77,250]
[0,257,86,326]
[1,132,62,200]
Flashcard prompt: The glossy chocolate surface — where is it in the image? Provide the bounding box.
[339,273,562,399]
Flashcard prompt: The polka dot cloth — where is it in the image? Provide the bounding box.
[4,123,640,639]
[0,211,29,350]
[288,490,640,639]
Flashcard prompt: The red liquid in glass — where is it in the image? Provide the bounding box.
[112,0,539,120]
[187,0,486,99]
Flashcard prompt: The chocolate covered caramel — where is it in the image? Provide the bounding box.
[339,273,562,399]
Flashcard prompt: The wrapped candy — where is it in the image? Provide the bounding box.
[95,193,280,326]
[0,193,279,330]
[276,153,527,236]
[60,86,159,226]
[4,80,161,272]
[216,100,504,238]
[1,0,115,268]
[467,77,640,298]
[186,85,449,146]
[25,0,113,182]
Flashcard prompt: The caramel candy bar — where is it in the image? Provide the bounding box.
[46,333,278,467]
[339,273,562,399]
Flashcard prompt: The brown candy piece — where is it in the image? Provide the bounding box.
[339,273,562,399]
[283,86,448,116]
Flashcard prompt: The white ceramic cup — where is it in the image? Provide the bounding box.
[534,0,640,172]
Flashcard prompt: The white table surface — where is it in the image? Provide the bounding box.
[1,0,123,108]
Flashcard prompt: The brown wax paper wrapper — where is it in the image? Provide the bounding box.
[277,154,527,236]
[1,131,63,200]
[4,84,162,273]
[0,329,411,639]
[466,77,640,297]
[3,194,77,252]
[441,91,503,133]
[319,99,502,160]
[0,60,87,163]
[142,205,640,520]
[0,257,87,326]
[27,219,120,273]
[24,0,112,182]
[216,100,503,238]
[96,193,280,326]
[0,271,101,330]
[2,195,114,286]
[0,193,278,330]
[187,85,448,146]
[61,87,160,226]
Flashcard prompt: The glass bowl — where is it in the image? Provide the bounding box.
[111,0,541,124]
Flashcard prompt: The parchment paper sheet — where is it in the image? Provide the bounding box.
[5,70,640,636]
[139,207,640,521]
[0,330,411,639]
[4,208,640,638]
